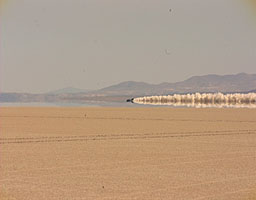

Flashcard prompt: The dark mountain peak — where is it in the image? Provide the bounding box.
[115,81,150,87]
[235,72,250,76]
[183,73,256,83]
[99,81,152,92]
[95,73,256,96]
[2,73,255,102]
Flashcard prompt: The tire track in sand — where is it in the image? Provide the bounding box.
[0,129,256,144]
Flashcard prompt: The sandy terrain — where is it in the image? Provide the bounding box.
[0,107,256,200]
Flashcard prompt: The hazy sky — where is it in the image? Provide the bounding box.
[1,0,256,93]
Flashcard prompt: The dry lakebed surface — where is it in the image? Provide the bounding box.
[0,107,256,200]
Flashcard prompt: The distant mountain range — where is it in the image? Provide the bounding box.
[1,73,256,103]
[93,73,256,96]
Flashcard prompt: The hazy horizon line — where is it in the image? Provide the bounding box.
[1,72,255,94]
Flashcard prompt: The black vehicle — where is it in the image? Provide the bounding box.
[126,98,134,103]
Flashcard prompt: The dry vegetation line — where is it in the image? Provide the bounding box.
[0,115,256,123]
[0,129,256,144]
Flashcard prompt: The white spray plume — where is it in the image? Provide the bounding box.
[133,93,256,108]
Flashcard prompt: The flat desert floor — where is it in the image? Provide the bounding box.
[0,107,256,200]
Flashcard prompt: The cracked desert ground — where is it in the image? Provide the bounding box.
[0,107,256,200]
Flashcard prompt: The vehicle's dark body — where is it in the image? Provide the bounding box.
[126,98,134,103]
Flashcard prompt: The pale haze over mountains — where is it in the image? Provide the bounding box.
[47,87,91,94]
[1,73,256,103]
[94,73,256,96]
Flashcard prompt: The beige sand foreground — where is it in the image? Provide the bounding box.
[0,107,256,200]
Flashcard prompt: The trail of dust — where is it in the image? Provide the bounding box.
[133,93,256,108]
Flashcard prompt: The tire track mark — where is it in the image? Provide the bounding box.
[1,129,255,140]
[0,130,256,144]
[1,115,256,123]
